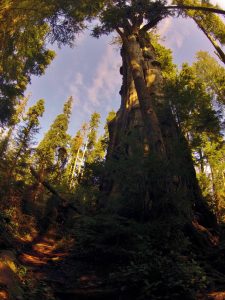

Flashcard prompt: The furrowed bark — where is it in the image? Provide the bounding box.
[123,34,166,159]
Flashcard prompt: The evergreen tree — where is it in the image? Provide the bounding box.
[197,134,225,220]
[36,97,73,184]
[8,99,45,177]
[102,110,116,154]
[85,111,116,165]
[167,60,225,220]
[66,122,88,188]
[193,51,225,105]
[86,112,101,164]
[0,2,55,125]
[0,0,103,126]
[168,63,221,135]
[0,96,28,158]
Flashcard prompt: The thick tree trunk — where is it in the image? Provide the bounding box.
[123,34,166,159]
[105,33,216,226]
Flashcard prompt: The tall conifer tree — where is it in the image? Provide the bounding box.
[86,112,101,164]
[8,99,45,177]
[36,97,73,183]
[66,122,88,188]
[0,96,29,158]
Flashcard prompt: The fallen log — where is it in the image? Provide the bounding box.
[30,166,80,214]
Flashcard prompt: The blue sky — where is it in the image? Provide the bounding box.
[26,0,225,140]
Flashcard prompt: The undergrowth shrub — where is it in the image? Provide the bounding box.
[69,214,208,299]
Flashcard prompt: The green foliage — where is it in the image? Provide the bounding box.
[0,200,37,244]
[99,110,116,154]
[92,0,169,38]
[167,62,221,139]
[86,112,101,162]
[64,122,88,188]
[72,183,100,212]
[151,34,177,79]
[70,214,208,300]
[166,57,225,221]
[69,215,137,263]
[85,110,116,165]
[115,253,207,300]
[197,172,212,199]
[0,5,55,124]
[37,97,73,183]
[0,96,29,158]
[17,265,27,280]
[193,51,225,105]
[200,135,225,219]
[6,98,45,179]
[14,99,45,151]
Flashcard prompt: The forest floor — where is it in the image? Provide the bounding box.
[0,224,119,300]
[1,220,225,299]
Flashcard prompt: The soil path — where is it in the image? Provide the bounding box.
[19,228,70,267]
[17,228,112,300]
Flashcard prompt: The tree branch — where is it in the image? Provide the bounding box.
[193,18,225,65]
[116,27,125,40]
[30,166,80,213]
[141,4,225,33]
[140,16,163,33]
[165,5,225,16]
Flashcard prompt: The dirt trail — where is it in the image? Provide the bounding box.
[17,228,111,300]
[19,228,70,267]
[2,227,73,300]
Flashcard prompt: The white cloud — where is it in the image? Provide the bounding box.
[211,0,225,9]
[160,18,193,50]
[68,72,83,107]
[158,0,225,51]
[67,44,121,118]
[158,18,173,37]
[87,44,121,107]
[75,32,88,46]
